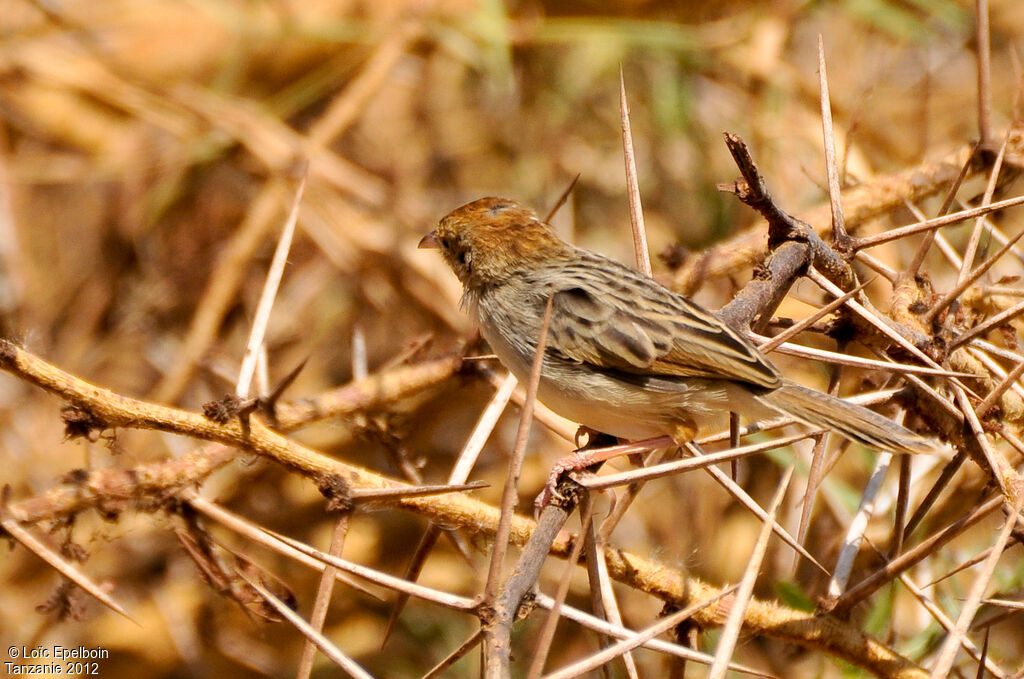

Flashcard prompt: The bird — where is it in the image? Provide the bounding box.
[419,196,931,455]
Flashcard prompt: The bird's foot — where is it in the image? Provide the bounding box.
[536,430,619,514]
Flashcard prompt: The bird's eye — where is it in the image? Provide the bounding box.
[487,201,514,216]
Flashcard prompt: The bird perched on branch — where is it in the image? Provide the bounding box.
[420,196,930,455]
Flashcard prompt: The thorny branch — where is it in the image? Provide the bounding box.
[0,335,930,679]
[5,125,1024,678]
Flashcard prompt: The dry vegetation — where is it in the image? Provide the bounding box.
[2,1,1024,677]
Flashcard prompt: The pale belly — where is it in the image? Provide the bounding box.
[479,317,744,441]
[534,380,670,440]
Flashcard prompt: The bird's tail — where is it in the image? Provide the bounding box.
[759,381,932,454]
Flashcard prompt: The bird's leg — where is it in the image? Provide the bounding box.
[535,429,676,512]
[536,430,615,513]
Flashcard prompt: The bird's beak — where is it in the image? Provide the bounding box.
[418,231,440,249]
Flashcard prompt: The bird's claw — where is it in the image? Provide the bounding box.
[534,452,593,516]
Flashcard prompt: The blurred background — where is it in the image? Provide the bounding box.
[2,0,1023,677]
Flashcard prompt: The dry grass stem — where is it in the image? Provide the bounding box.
[827,452,894,597]
[816,37,849,247]
[957,134,1007,288]
[586,535,640,679]
[757,279,871,353]
[708,467,793,679]
[0,516,135,623]
[421,629,484,679]
[853,193,1024,250]
[186,494,376,597]
[266,529,476,610]
[686,443,829,575]
[578,432,810,491]
[544,586,740,679]
[928,495,1023,679]
[619,68,651,277]
[906,144,979,276]
[976,0,993,145]
[827,495,1003,615]
[924,226,1024,324]
[237,173,305,397]
[898,572,1009,679]
[532,592,766,676]
[239,571,375,679]
[296,513,350,679]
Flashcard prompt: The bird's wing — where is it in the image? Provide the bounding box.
[546,259,781,388]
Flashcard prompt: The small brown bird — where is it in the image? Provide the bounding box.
[420,196,930,454]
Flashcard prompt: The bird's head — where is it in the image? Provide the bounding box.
[419,197,571,288]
